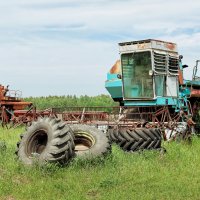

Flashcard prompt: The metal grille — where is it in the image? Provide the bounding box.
[153,52,167,74]
[168,55,179,75]
[153,52,179,75]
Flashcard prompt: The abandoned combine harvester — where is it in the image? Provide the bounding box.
[14,39,200,165]
[105,40,200,145]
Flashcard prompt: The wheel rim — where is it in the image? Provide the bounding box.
[74,131,95,151]
[26,129,48,156]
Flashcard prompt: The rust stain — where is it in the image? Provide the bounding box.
[178,70,184,85]
[165,43,176,51]
[137,43,147,49]
[191,89,200,97]
[110,60,121,74]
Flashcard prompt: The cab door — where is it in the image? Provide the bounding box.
[121,51,154,99]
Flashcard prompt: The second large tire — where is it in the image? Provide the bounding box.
[16,117,75,165]
[69,124,111,158]
[109,128,162,152]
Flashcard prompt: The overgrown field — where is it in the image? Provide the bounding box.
[0,127,200,200]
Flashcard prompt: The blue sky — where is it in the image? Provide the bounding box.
[0,0,200,97]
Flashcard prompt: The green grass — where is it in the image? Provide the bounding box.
[0,127,200,200]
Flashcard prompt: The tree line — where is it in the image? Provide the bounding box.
[25,94,118,110]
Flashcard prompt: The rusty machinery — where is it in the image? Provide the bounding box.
[0,84,32,126]
[105,39,200,139]
[47,40,200,140]
[3,39,200,141]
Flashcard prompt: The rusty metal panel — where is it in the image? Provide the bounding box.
[110,60,121,74]
[119,39,178,53]
[191,89,200,97]
[151,40,177,52]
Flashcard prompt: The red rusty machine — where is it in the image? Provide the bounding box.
[0,84,32,126]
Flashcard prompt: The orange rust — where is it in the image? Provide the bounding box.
[0,85,9,99]
[0,84,32,124]
[178,70,184,85]
[187,117,196,125]
[137,43,147,49]
[165,43,176,51]
[110,60,121,74]
[191,89,200,97]
[1,101,32,110]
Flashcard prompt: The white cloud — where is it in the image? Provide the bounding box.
[0,0,199,96]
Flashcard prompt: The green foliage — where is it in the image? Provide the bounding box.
[1,127,200,199]
[25,94,118,110]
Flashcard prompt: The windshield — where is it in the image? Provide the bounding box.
[121,51,153,99]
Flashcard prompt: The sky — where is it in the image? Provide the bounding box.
[0,0,200,97]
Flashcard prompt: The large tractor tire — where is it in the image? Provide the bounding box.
[16,117,75,165]
[108,128,162,152]
[69,124,111,158]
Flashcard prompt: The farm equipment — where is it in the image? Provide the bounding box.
[105,39,200,141]
[13,39,200,165]
[32,39,198,142]
[0,84,32,126]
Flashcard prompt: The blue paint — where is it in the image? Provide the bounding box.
[105,44,200,115]
[105,73,122,98]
